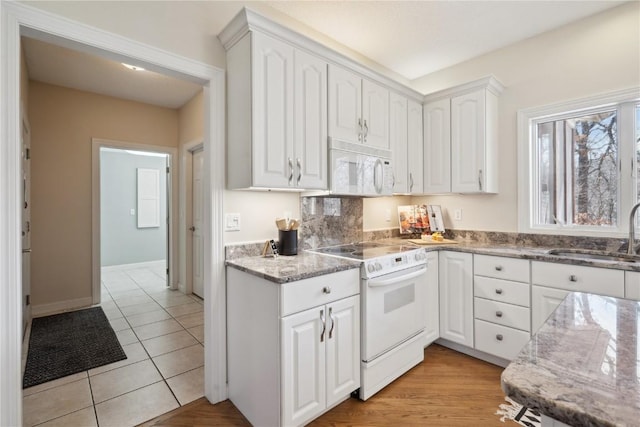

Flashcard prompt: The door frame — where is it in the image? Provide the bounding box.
[179,140,203,296]
[0,3,227,425]
[92,139,178,297]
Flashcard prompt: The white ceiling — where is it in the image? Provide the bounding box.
[22,1,626,108]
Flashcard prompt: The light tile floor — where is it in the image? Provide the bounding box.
[22,264,205,426]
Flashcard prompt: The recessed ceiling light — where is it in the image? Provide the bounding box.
[122,63,145,71]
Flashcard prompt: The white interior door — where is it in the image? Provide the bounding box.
[21,112,31,335]
[192,148,204,298]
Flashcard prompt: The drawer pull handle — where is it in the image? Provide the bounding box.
[495,266,503,271]
[323,286,332,294]
[495,311,503,318]
[496,334,504,341]
[569,275,578,282]
[320,309,326,342]
[495,288,503,295]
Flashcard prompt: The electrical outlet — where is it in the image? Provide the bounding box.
[454,209,462,221]
[225,213,241,231]
[385,209,392,222]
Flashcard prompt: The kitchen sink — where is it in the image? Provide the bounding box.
[546,248,640,263]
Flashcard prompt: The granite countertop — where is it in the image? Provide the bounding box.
[226,239,640,283]
[501,292,640,427]
[225,251,360,284]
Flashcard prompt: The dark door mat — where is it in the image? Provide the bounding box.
[23,306,127,388]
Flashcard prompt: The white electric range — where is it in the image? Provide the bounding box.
[310,241,428,400]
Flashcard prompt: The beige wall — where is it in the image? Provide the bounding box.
[20,46,29,113]
[405,2,640,233]
[29,81,178,307]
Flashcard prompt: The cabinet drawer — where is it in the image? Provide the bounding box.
[474,276,530,307]
[474,255,529,282]
[280,269,360,316]
[531,261,624,297]
[474,320,530,361]
[474,297,530,332]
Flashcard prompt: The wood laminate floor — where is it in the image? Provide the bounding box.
[141,344,514,426]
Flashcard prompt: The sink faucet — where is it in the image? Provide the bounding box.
[628,202,640,255]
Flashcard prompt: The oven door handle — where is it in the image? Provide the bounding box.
[367,267,427,288]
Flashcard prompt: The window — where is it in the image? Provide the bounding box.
[518,88,640,236]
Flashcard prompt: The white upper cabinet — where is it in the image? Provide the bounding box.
[362,79,390,149]
[328,65,362,143]
[225,31,327,190]
[390,92,408,193]
[390,94,423,194]
[294,49,328,189]
[423,76,503,194]
[423,97,451,193]
[329,64,390,150]
[407,99,424,194]
[251,33,295,189]
[451,89,497,193]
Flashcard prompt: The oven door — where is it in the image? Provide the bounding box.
[362,264,427,362]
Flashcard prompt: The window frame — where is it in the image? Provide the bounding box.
[517,88,640,237]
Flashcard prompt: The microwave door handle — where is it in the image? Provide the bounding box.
[374,159,383,194]
[367,267,427,287]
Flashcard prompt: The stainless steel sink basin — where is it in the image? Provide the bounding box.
[546,248,640,263]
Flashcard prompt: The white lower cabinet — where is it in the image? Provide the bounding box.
[625,271,640,300]
[531,261,625,333]
[531,285,570,333]
[282,295,360,426]
[473,255,531,361]
[227,267,360,427]
[424,251,440,346]
[439,251,474,347]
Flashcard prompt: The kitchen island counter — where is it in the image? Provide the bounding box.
[225,252,360,284]
[501,292,640,426]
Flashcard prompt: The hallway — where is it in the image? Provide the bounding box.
[22,265,205,426]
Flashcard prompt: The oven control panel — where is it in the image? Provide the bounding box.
[363,249,427,278]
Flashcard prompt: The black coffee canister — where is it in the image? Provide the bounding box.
[278,230,298,256]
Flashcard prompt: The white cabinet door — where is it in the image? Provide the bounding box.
[407,99,423,194]
[451,89,485,193]
[531,285,570,333]
[424,252,440,346]
[362,79,390,149]
[389,92,408,193]
[328,64,362,143]
[282,306,326,426]
[252,33,295,188]
[294,50,327,190]
[326,295,360,408]
[423,98,451,193]
[439,251,474,347]
[625,271,640,300]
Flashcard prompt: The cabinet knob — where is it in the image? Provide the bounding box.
[569,275,578,282]
[323,286,332,294]
[496,334,503,341]
[495,265,503,271]
[495,288,503,295]
[495,311,503,318]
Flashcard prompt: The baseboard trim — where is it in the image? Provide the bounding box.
[101,260,166,272]
[435,338,510,368]
[32,297,94,318]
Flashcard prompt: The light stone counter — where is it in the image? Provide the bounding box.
[225,251,360,284]
[501,292,640,427]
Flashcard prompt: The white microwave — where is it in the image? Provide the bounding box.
[329,139,394,197]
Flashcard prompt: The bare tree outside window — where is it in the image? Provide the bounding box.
[536,110,618,227]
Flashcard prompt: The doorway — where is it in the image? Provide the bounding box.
[0,4,227,425]
[99,147,170,289]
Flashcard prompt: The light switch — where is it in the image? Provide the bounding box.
[225,213,241,231]
[130,208,136,216]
